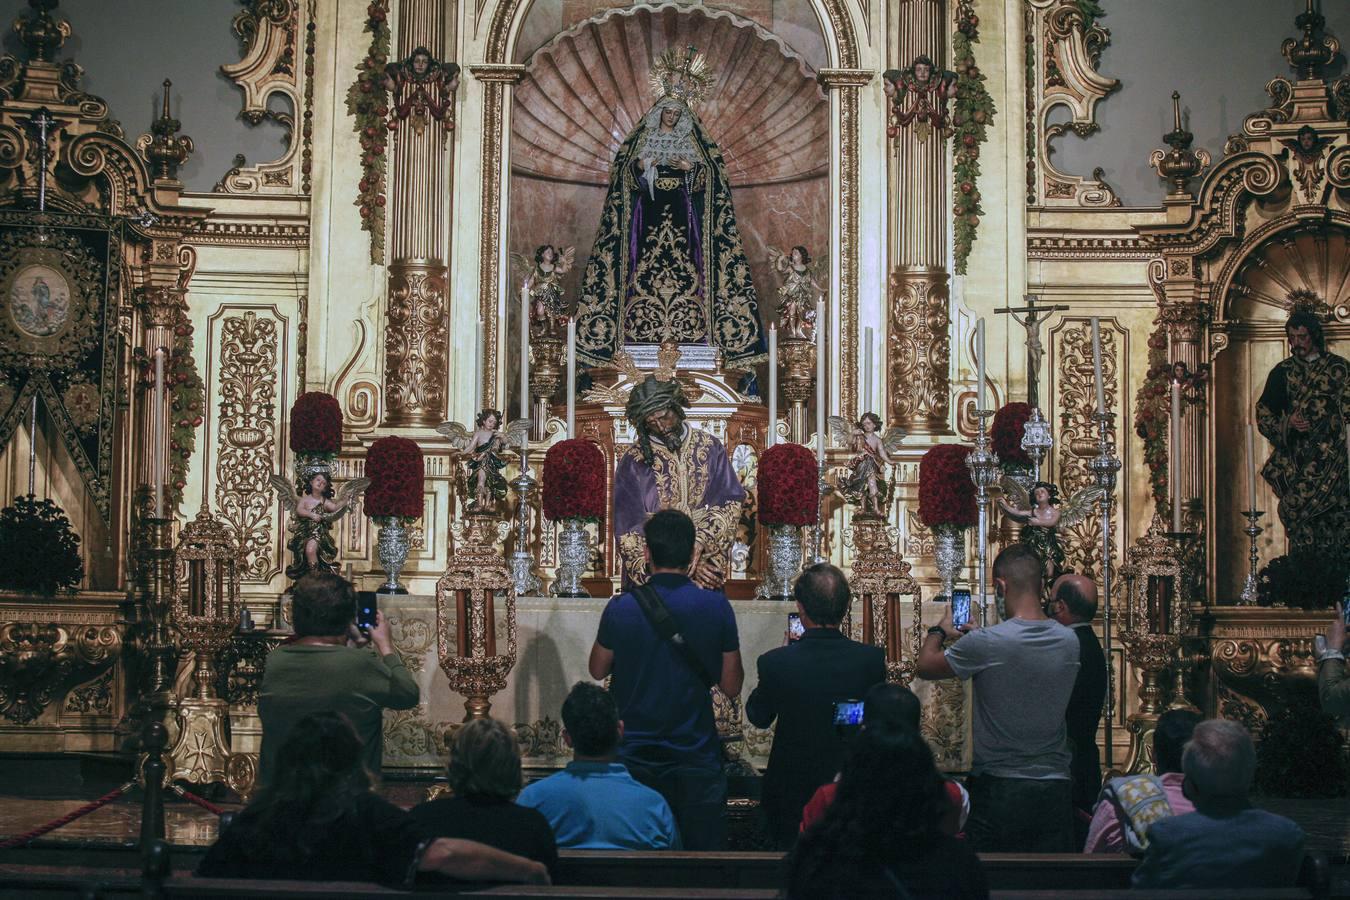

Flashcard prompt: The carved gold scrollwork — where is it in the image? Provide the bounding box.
[214,310,280,582]
[888,267,950,432]
[0,622,122,724]
[216,0,303,194]
[385,264,448,426]
[1027,0,1120,207]
[1054,319,1119,580]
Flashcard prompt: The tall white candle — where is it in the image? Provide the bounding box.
[519,287,530,432]
[863,326,874,413]
[815,298,826,461]
[975,318,986,411]
[565,317,576,440]
[1171,378,1182,532]
[1246,422,1257,513]
[472,316,483,412]
[153,347,165,519]
[767,323,777,447]
[1091,317,1106,414]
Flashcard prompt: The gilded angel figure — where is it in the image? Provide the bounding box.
[511,244,575,338]
[436,409,530,512]
[767,245,823,340]
[828,413,906,516]
[998,478,1104,589]
[270,469,370,582]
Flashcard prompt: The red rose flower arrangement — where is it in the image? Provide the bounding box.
[758,443,819,527]
[365,436,423,520]
[289,392,343,456]
[918,444,978,528]
[991,402,1033,470]
[543,439,606,522]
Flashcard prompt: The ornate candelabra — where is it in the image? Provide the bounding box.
[1238,509,1264,606]
[137,79,194,181]
[1088,411,1123,770]
[169,508,241,786]
[846,516,923,684]
[508,448,541,597]
[807,463,829,566]
[1118,514,1192,775]
[135,509,178,708]
[966,409,999,625]
[437,512,517,720]
[529,335,564,442]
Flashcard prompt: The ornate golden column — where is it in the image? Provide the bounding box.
[1160,300,1209,534]
[889,0,951,436]
[383,0,450,426]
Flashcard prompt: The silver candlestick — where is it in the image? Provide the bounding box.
[966,409,999,626]
[1239,509,1264,606]
[807,463,829,566]
[509,448,542,597]
[1087,411,1123,770]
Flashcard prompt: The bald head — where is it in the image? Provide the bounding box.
[1051,574,1098,625]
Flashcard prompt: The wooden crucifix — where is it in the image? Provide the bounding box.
[995,294,1069,409]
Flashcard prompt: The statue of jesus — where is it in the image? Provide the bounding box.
[574,48,765,368]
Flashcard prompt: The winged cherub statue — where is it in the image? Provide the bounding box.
[436,409,530,513]
[270,469,370,581]
[767,245,823,340]
[511,244,575,338]
[998,478,1104,589]
[828,413,906,516]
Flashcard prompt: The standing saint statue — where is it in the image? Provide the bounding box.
[1257,309,1350,567]
[574,47,766,367]
[613,376,745,590]
[767,245,823,340]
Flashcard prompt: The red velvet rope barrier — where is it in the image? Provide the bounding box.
[171,784,226,817]
[0,781,136,850]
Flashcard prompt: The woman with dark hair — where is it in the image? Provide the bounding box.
[785,727,987,899]
[410,718,559,881]
[199,712,549,886]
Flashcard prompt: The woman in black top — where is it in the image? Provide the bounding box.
[410,717,559,881]
[785,725,989,899]
[198,711,548,886]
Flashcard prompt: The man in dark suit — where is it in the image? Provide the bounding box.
[746,563,886,848]
[1133,719,1304,890]
[1049,573,1107,830]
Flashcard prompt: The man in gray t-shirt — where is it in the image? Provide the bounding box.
[917,544,1080,851]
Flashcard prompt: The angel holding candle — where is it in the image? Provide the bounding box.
[998,479,1103,589]
[513,244,575,338]
[829,413,906,516]
[436,409,528,512]
[271,469,369,581]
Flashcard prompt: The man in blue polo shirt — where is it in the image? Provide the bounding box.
[588,509,744,850]
[518,682,679,850]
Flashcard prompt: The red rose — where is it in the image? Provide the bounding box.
[366,436,424,519]
[918,444,978,528]
[542,439,606,522]
[758,443,819,527]
[289,392,342,454]
[991,402,1033,469]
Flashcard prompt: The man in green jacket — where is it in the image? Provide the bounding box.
[258,572,420,786]
[1317,602,1348,719]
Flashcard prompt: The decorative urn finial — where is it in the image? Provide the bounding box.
[138,78,195,182]
[14,0,69,64]
[1282,0,1340,81]
[1149,91,1210,197]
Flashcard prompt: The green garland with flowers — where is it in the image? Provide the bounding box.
[952,0,997,275]
[345,0,391,263]
[134,308,204,515]
[1133,322,1171,515]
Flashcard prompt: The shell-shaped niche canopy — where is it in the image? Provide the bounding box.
[1225,224,1350,324]
[512,3,828,188]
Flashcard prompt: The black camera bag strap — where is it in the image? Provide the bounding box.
[631,582,716,689]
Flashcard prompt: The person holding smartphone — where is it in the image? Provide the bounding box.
[745,563,886,849]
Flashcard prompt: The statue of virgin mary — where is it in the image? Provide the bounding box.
[574,49,766,368]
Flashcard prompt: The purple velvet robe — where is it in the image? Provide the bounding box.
[612,426,746,587]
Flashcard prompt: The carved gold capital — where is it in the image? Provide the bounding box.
[1158,301,1210,343]
[469,64,526,85]
[817,68,873,90]
[888,266,950,433]
[385,261,449,426]
[138,286,185,329]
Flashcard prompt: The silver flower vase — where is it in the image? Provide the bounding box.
[375,517,410,594]
[551,518,591,598]
[932,523,967,602]
[756,524,802,600]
